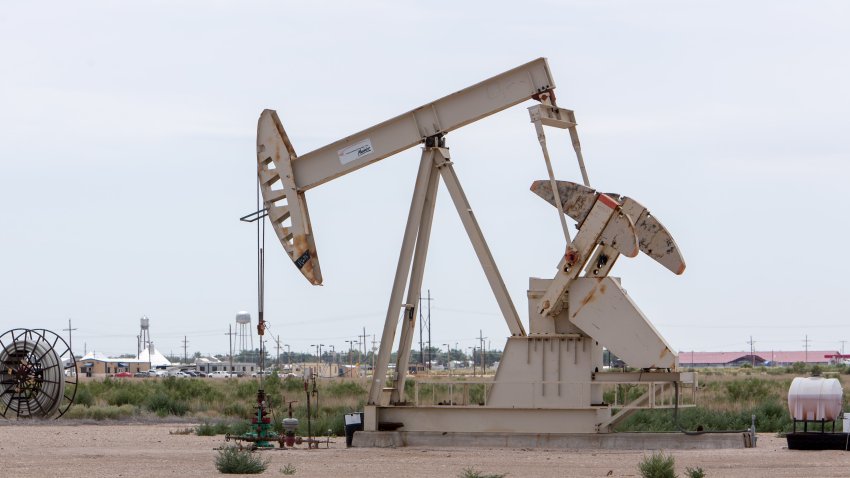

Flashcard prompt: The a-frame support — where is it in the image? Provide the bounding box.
[368,143,527,406]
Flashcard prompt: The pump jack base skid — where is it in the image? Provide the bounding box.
[352,429,751,450]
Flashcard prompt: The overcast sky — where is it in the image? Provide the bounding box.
[2,1,848,359]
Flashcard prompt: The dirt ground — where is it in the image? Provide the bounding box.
[1,422,849,477]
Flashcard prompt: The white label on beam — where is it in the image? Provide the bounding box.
[338,138,374,165]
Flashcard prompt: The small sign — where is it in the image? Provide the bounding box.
[294,251,311,269]
[338,138,374,165]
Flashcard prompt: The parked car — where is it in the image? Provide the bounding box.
[114,372,133,378]
[208,371,236,378]
[133,372,149,378]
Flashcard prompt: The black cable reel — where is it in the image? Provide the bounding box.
[0,328,78,419]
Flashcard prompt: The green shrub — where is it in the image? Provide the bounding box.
[685,466,705,478]
[197,420,251,436]
[458,468,507,478]
[215,446,269,474]
[74,385,95,407]
[789,362,807,374]
[107,386,147,407]
[280,463,296,475]
[65,404,136,420]
[724,379,771,401]
[146,392,189,417]
[282,377,305,393]
[617,399,792,433]
[324,381,366,398]
[223,402,251,418]
[197,422,231,436]
[638,451,676,478]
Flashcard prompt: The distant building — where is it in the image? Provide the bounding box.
[678,350,840,367]
[77,351,150,377]
[195,356,257,375]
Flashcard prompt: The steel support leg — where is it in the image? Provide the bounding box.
[368,149,437,405]
[392,157,440,403]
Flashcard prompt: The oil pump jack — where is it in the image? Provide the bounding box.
[255,58,696,440]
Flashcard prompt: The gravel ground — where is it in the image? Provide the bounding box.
[1,422,849,477]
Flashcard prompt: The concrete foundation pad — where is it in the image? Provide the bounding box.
[352,431,748,449]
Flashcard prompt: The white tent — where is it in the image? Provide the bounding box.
[137,345,172,367]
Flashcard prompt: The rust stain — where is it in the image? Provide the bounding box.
[571,279,606,318]
[564,247,580,269]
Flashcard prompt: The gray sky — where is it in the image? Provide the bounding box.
[2,1,848,359]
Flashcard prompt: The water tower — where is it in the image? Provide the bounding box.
[139,316,151,356]
[236,311,253,355]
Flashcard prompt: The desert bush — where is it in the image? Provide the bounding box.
[107,386,147,407]
[617,397,791,433]
[325,381,366,398]
[146,392,189,417]
[197,420,251,436]
[458,468,507,478]
[789,362,807,374]
[214,446,269,474]
[280,463,297,475]
[222,402,251,418]
[65,404,136,420]
[638,451,676,478]
[723,379,771,401]
[282,377,305,393]
[685,466,706,478]
[74,385,95,407]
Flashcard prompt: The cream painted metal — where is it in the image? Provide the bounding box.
[256,58,693,438]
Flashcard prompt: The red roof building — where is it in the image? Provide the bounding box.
[678,350,841,367]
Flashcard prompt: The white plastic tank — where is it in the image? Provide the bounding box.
[787,377,843,421]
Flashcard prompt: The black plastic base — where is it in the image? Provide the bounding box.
[786,432,850,450]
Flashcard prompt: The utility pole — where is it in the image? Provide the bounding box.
[345,339,355,377]
[275,335,281,370]
[427,290,432,370]
[359,327,368,366]
[329,345,336,376]
[311,344,324,376]
[803,334,811,364]
[418,290,434,370]
[285,344,290,369]
[62,319,77,357]
[479,330,488,375]
[747,336,756,367]
[443,343,451,375]
[840,340,847,355]
[371,335,377,373]
[225,325,236,375]
[182,336,189,364]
